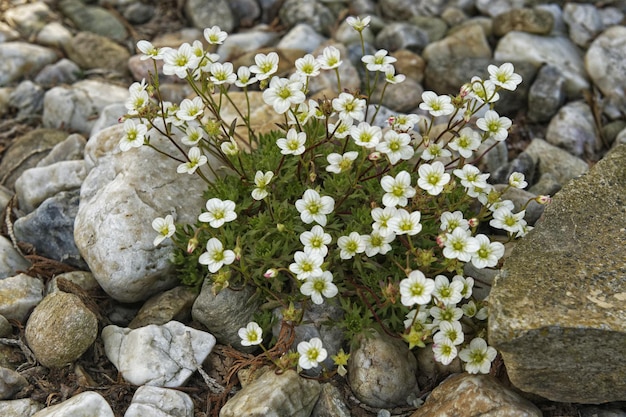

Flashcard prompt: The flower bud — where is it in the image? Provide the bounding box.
[436,234,446,248]
[368,151,381,161]
[276,223,286,232]
[535,195,552,205]
[468,218,479,228]
[187,237,199,254]
[264,268,277,278]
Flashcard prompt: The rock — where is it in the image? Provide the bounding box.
[380,0,473,19]
[90,103,127,137]
[0,22,21,43]
[0,367,28,400]
[129,286,198,329]
[64,31,130,73]
[522,138,589,186]
[30,391,114,417]
[348,332,419,408]
[307,43,361,95]
[102,321,216,387]
[58,0,128,42]
[415,343,463,390]
[475,0,525,17]
[9,81,44,118]
[371,78,423,113]
[408,16,448,43]
[489,144,626,403]
[217,28,280,62]
[546,100,601,158]
[392,49,426,84]
[74,124,209,303]
[0,128,67,189]
[43,80,129,136]
[124,385,194,417]
[184,0,235,33]
[579,407,626,417]
[310,383,351,417]
[47,271,100,295]
[229,0,261,28]
[122,2,155,25]
[220,369,321,417]
[13,190,87,270]
[528,172,561,196]
[563,3,604,48]
[411,373,542,417]
[495,31,588,98]
[276,24,328,54]
[0,42,58,87]
[192,284,260,350]
[15,161,87,213]
[375,22,430,53]
[527,64,566,123]
[0,273,42,323]
[0,315,11,338]
[423,23,491,62]
[3,2,54,38]
[35,133,86,168]
[489,152,535,187]
[33,59,82,88]
[25,291,98,368]
[492,7,554,37]
[35,22,73,49]
[585,26,626,119]
[279,0,336,36]
[0,398,44,417]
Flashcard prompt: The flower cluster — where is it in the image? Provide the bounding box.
[128,19,537,376]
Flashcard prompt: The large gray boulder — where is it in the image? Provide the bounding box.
[74,124,209,303]
[489,144,626,403]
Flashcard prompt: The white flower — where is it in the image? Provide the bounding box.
[461,300,479,317]
[181,125,206,146]
[453,275,474,299]
[238,322,263,346]
[235,66,257,88]
[489,207,527,234]
[391,113,421,132]
[346,15,371,31]
[289,250,324,280]
[251,170,274,200]
[432,340,458,366]
[399,270,435,306]
[162,43,200,78]
[384,66,406,84]
[249,51,279,81]
[434,320,464,346]
[337,232,366,259]
[328,118,353,139]
[198,198,237,228]
[508,172,527,189]
[417,161,450,196]
[177,147,208,174]
[468,76,499,103]
[476,110,511,141]
[210,62,237,85]
[221,138,239,155]
[471,234,505,268]
[389,209,422,236]
[419,91,454,117]
[332,92,366,123]
[137,40,165,60]
[289,101,316,126]
[371,206,398,236]
[362,230,394,256]
[298,337,327,369]
[404,306,431,330]
[381,170,416,207]
[447,127,481,158]
[488,62,522,91]
[152,215,175,246]
[326,151,359,173]
[262,76,305,114]
[377,130,414,165]
[276,128,307,155]
[317,45,343,70]
[453,164,490,189]
[443,227,479,262]
[204,26,228,44]
[430,304,463,325]
[177,97,204,121]
[432,275,464,305]
[119,119,147,152]
[300,225,332,257]
[295,189,335,226]
[198,238,235,273]
[361,49,396,72]
[350,122,382,149]
[125,84,150,115]
[295,54,321,78]
[459,337,497,374]
[300,271,338,304]
[420,142,451,161]
[440,211,469,233]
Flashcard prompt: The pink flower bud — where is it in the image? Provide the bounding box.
[187,238,199,254]
[535,195,552,205]
[436,234,446,248]
[264,268,277,278]
[368,151,381,161]
[468,218,479,228]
